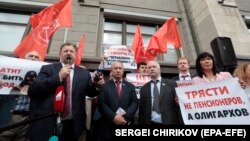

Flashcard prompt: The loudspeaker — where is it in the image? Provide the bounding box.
[210,37,237,70]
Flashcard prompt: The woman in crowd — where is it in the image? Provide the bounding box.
[233,63,250,100]
[192,52,233,84]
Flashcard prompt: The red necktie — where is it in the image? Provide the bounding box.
[116,81,121,96]
[63,74,71,118]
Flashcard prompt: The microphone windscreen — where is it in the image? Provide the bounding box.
[66,56,71,65]
[49,136,58,141]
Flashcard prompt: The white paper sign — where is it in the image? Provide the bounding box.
[103,45,136,69]
[126,73,151,99]
[0,55,49,95]
[176,78,250,125]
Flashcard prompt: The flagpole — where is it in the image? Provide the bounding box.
[63,28,69,43]
[179,47,184,57]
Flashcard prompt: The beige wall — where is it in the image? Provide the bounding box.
[186,0,250,59]
[100,0,179,13]
[235,0,250,16]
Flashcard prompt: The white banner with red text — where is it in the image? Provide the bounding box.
[176,78,250,124]
[103,45,136,69]
[0,55,49,95]
[126,73,151,99]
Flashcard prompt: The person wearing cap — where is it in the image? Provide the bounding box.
[10,71,37,95]
[0,50,41,141]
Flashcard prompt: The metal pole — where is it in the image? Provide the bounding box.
[63,28,69,43]
[0,113,56,133]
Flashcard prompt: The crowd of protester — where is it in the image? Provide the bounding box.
[0,42,248,141]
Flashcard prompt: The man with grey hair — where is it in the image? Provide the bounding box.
[97,61,138,140]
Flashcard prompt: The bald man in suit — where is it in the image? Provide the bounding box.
[139,61,179,125]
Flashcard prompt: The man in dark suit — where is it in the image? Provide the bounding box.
[139,61,179,125]
[172,57,195,81]
[27,42,104,141]
[171,57,195,124]
[97,61,138,141]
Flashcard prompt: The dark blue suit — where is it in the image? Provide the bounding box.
[27,63,98,141]
[97,80,138,140]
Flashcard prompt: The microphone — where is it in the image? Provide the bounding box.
[66,56,72,65]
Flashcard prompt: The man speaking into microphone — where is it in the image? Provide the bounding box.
[27,42,105,141]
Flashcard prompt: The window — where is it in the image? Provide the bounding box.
[103,21,122,45]
[0,11,30,52]
[103,19,179,63]
[126,24,155,48]
[163,44,178,63]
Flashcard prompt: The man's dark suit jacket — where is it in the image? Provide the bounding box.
[171,73,196,124]
[97,80,138,140]
[139,78,179,124]
[27,63,98,141]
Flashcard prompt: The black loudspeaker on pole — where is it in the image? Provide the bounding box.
[210,37,237,74]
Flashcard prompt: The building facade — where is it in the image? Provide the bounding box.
[0,0,250,76]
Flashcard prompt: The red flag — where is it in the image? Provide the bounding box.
[145,19,169,60]
[30,0,72,29]
[165,17,182,49]
[14,0,72,61]
[13,24,48,61]
[75,35,85,66]
[145,36,162,61]
[145,17,182,60]
[132,25,147,63]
